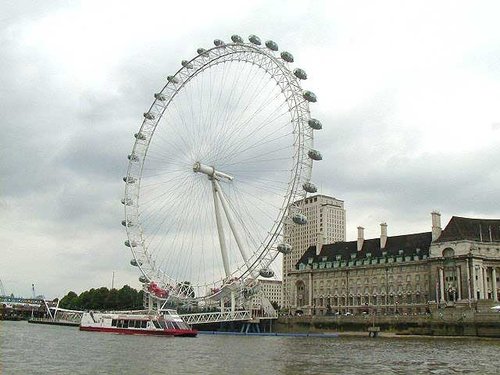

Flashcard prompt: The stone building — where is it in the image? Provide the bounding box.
[288,213,500,315]
[282,195,346,309]
[430,215,500,304]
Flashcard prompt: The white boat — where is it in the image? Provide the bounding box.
[79,309,197,337]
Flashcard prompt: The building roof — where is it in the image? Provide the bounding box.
[297,232,432,267]
[435,216,500,243]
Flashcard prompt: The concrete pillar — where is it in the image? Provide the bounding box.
[466,259,471,301]
[231,290,235,313]
[493,268,498,302]
[456,266,462,300]
[477,266,484,299]
[483,267,489,299]
[472,265,478,299]
[439,268,445,302]
[308,273,313,308]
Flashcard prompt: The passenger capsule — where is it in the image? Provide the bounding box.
[181,60,193,69]
[130,259,142,267]
[248,34,261,45]
[293,68,307,80]
[303,91,317,102]
[121,220,134,227]
[134,132,146,140]
[128,153,139,162]
[124,240,137,247]
[280,51,294,63]
[143,112,155,120]
[167,75,179,84]
[231,34,243,43]
[277,243,292,255]
[214,39,225,46]
[308,149,323,161]
[197,48,208,56]
[303,182,318,193]
[292,213,308,225]
[308,118,322,130]
[139,275,149,283]
[154,93,166,101]
[259,268,275,278]
[121,198,133,206]
[123,176,136,184]
[265,40,278,51]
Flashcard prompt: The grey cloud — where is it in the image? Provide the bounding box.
[2,1,500,297]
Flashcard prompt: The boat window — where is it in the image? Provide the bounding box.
[134,320,141,328]
[111,319,117,327]
[141,321,147,328]
[117,320,123,328]
[165,321,174,329]
[158,321,166,329]
[152,321,161,329]
[171,322,180,329]
[123,320,129,328]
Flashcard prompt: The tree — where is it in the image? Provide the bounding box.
[59,286,143,311]
[60,291,78,309]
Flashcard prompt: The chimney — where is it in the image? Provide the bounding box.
[316,232,325,255]
[380,222,388,249]
[431,211,442,241]
[357,226,364,251]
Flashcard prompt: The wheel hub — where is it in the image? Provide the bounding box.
[193,161,233,181]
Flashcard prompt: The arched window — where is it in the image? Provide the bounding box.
[296,280,306,307]
[442,248,455,258]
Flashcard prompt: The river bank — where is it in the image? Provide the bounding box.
[275,308,500,338]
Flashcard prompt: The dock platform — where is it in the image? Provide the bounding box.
[28,318,79,327]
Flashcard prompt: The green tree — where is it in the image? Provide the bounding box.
[90,287,109,310]
[59,285,144,311]
[59,291,78,309]
[105,288,120,310]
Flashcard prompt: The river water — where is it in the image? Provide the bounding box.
[1,321,499,374]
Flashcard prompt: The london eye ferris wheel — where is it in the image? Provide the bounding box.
[122,34,322,307]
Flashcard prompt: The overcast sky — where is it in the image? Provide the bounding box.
[1,0,499,298]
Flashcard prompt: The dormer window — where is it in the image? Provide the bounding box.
[366,252,371,258]
[398,249,404,255]
[350,253,356,259]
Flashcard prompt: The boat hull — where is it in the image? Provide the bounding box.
[79,326,197,337]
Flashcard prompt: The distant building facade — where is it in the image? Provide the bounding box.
[289,213,500,315]
[259,279,283,308]
[282,194,346,309]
